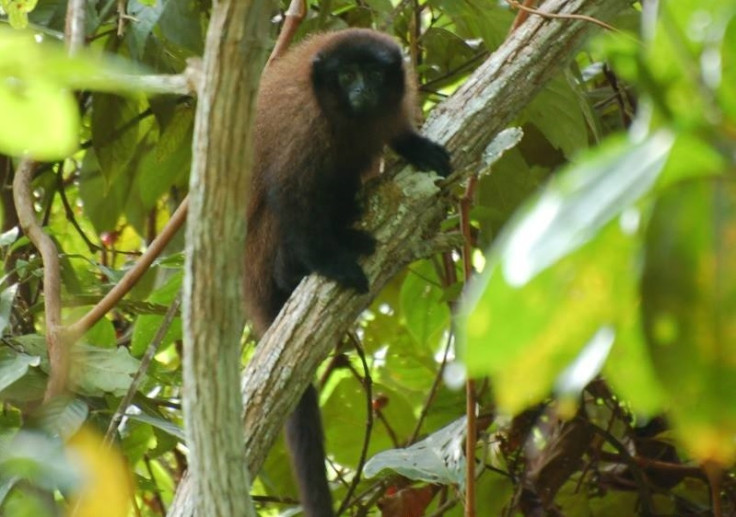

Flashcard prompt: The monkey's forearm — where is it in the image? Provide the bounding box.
[391,132,452,176]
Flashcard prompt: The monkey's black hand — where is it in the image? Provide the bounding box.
[341,228,377,256]
[391,133,452,177]
[314,254,370,293]
[329,261,370,293]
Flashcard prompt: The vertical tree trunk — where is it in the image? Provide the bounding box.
[181,2,273,516]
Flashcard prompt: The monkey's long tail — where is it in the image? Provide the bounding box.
[285,384,336,517]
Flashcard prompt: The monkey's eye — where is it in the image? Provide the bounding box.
[367,69,383,83]
[338,70,358,87]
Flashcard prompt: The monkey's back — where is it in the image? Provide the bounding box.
[244,29,418,335]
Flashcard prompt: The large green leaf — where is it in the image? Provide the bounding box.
[458,132,674,413]
[642,177,736,465]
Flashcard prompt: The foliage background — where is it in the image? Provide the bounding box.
[0,0,735,516]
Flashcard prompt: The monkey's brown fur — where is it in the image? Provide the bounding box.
[244,28,451,517]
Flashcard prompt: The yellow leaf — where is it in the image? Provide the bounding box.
[66,427,133,517]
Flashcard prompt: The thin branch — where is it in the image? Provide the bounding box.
[12,159,67,400]
[104,294,182,446]
[506,0,617,32]
[460,175,478,517]
[409,329,453,443]
[267,0,307,65]
[55,166,101,254]
[336,333,374,516]
[67,198,188,340]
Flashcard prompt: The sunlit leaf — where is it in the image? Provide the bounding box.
[0,0,38,29]
[400,261,450,348]
[67,427,133,517]
[0,76,78,159]
[364,417,467,488]
[458,133,673,413]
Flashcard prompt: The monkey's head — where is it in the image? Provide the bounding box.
[312,31,406,120]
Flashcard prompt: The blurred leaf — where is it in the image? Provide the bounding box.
[324,378,416,466]
[66,427,133,517]
[36,397,88,438]
[65,306,117,348]
[0,75,78,159]
[78,149,131,232]
[0,0,38,29]
[718,14,736,125]
[499,132,673,286]
[0,227,19,247]
[459,133,674,413]
[125,0,166,59]
[0,430,78,492]
[121,421,154,465]
[429,0,512,50]
[642,177,736,465]
[420,28,477,89]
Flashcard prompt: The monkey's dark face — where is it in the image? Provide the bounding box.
[312,37,405,120]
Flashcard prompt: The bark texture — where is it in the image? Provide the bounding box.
[179,2,274,517]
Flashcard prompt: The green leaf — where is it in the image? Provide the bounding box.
[0,348,39,392]
[0,284,19,335]
[130,272,182,356]
[70,345,140,397]
[0,76,78,159]
[125,412,185,442]
[521,73,590,159]
[400,261,450,348]
[364,416,466,488]
[137,103,193,209]
[120,421,154,465]
[91,93,141,186]
[718,14,736,125]
[1,0,38,28]
[78,150,132,233]
[458,133,674,413]
[642,177,736,465]
[35,397,88,438]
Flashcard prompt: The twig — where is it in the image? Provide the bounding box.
[55,166,101,254]
[460,175,478,517]
[67,197,188,340]
[506,0,617,32]
[116,0,126,37]
[586,420,655,516]
[12,159,68,401]
[337,333,374,516]
[409,328,453,443]
[267,0,307,65]
[104,294,182,446]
